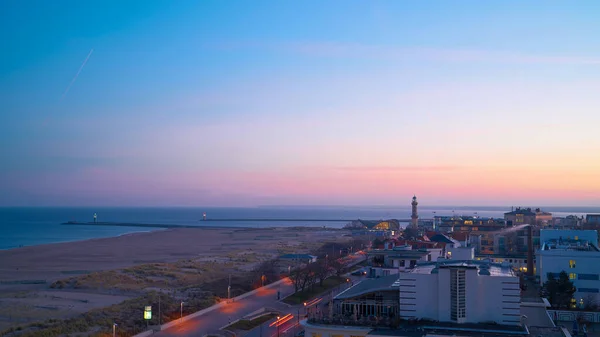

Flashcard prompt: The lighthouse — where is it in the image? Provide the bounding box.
[410,196,418,229]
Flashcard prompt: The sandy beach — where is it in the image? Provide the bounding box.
[0,226,350,331]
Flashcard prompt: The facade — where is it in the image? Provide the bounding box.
[537,229,600,307]
[470,225,540,257]
[436,216,506,233]
[474,254,533,274]
[551,215,583,229]
[277,254,317,271]
[504,207,552,227]
[397,261,520,325]
[367,245,443,273]
[586,214,600,225]
[410,196,418,229]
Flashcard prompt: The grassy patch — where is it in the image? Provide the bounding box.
[227,313,278,330]
[283,276,348,305]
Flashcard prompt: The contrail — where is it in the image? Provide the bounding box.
[61,48,94,101]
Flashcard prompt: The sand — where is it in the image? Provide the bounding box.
[0,226,349,331]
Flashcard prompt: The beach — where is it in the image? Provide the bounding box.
[0,226,351,332]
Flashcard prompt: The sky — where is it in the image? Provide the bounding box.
[1,0,600,207]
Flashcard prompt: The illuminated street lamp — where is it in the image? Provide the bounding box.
[112,323,117,337]
[276,316,281,337]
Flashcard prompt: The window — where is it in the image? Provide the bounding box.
[569,273,577,280]
[578,274,600,280]
[569,260,576,268]
[450,269,466,322]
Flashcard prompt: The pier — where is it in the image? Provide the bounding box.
[62,218,429,229]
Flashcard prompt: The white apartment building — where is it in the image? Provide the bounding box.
[302,260,539,337]
[398,261,521,325]
[537,229,600,307]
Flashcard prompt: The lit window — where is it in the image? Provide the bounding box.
[569,260,576,268]
[575,236,579,240]
[569,273,577,280]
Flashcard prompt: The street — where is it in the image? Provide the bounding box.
[156,253,366,337]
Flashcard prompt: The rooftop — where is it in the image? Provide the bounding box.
[335,274,399,299]
[367,321,530,337]
[409,260,515,277]
[541,238,600,252]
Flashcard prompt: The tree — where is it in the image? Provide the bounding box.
[541,271,576,309]
[314,259,330,287]
[329,258,345,277]
[291,266,306,292]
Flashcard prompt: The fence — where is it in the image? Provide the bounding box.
[548,309,600,323]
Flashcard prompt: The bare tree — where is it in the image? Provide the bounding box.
[329,258,345,277]
[314,259,329,287]
[291,266,305,292]
[251,259,279,288]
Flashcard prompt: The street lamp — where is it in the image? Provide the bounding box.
[112,323,117,337]
[276,316,281,337]
[180,301,184,320]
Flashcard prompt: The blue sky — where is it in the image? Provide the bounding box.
[1,1,600,206]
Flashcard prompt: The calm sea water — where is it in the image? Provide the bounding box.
[0,206,597,250]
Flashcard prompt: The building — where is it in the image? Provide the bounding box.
[474,254,532,274]
[397,260,520,325]
[504,207,552,227]
[586,214,600,225]
[410,196,418,229]
[366,245,443,276]
[301,260,549,337]
[537,229,600,307]
[469,225,539,258]
[277,254,317,271]
[346,220,401,231]
[436,216,506,233]
[552,215,583,229]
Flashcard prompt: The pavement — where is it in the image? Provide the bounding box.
[156,253,366,337]
[244,275,363,337]
[155,279,295,337]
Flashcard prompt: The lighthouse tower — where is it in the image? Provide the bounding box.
[410,195,419,229]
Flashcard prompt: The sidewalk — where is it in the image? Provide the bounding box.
[150,279,295,337]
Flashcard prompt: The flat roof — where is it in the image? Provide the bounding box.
[409,260,515,277]
[368,322,529,337]
[541,238,600,252]
[335,274,399,300]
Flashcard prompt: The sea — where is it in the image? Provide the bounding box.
[0,206,598,250]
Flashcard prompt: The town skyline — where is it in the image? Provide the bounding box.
[2,1,600,207]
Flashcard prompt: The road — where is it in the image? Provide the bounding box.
[244,275,363,337]
[155,279,296,337]
[156,253,366,337]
